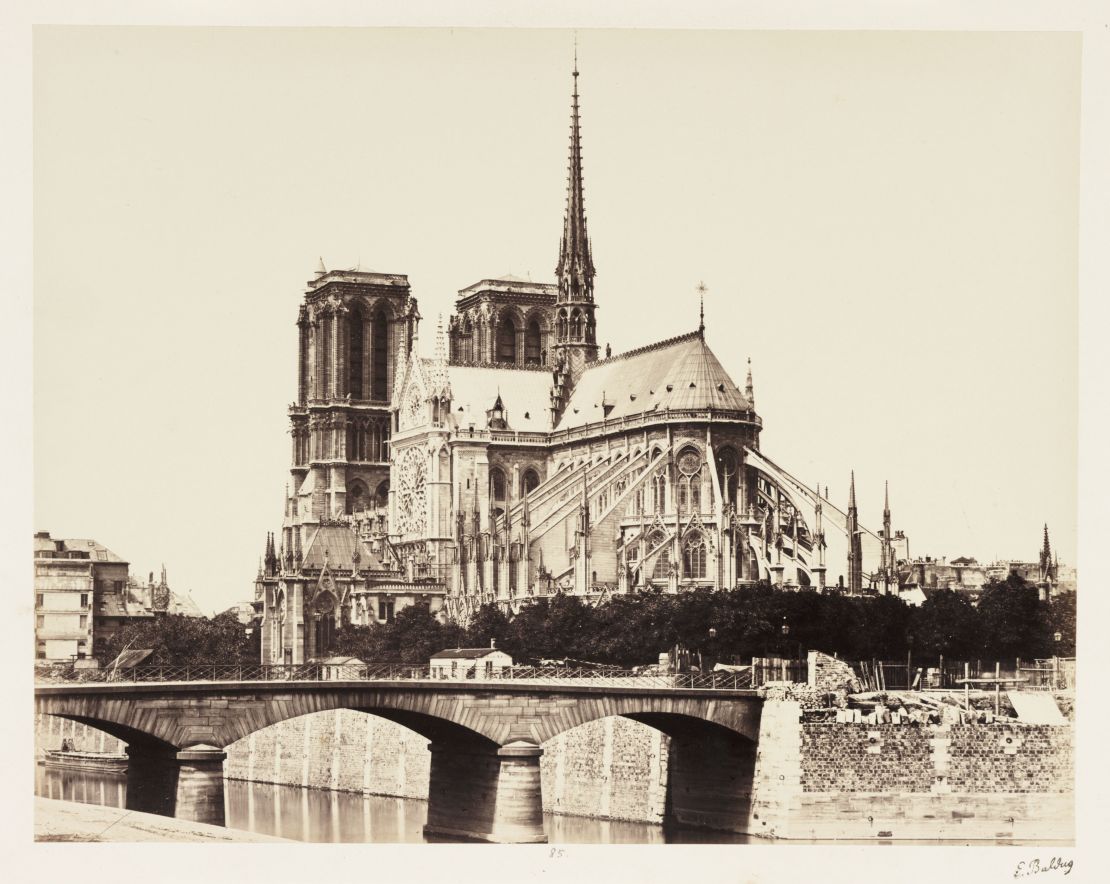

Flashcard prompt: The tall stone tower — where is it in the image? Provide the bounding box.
[285,265,419,549]
[553,61,599,385]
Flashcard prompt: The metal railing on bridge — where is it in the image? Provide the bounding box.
[34,662,755,691]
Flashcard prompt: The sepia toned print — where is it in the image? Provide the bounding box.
[32,27,1077,847]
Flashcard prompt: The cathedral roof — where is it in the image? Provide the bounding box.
[446,364,553,432]
[556,331,754,430]
[301,525,383,571]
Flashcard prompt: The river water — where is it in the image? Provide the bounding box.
[34,765,747,844]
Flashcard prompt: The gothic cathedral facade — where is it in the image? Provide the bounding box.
[256,66,902,663]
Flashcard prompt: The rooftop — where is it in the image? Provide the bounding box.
[301,524,384,571]
[457,276,558,299]
[307,267,410,292]
[431,647,510,659]
[33,533,127,564]
[557,331,755,430]
[446,363,554,432]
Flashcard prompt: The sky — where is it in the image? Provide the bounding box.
[32,27,1079,615]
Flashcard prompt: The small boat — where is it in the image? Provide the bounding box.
[44,748,128,773]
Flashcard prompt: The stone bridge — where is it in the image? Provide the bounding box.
[35,679,764,842]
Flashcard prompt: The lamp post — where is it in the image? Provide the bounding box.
[1053,631,1062,689]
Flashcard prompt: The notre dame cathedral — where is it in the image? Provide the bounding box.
[255,65,904,664]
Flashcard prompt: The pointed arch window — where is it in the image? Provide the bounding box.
[652,472,667,514]
[570,309,583,341]
[683,534,707,579]
[490,467,506,504]
[715,446,740,506]
[496,315,517,364]
[374,480,390,509]
[678,476,701,512]
[521,468,540,497]
[348,304,365,398]
[557,310,568,342]
[347,480,369,514]
[371,308,389,400]
[525,320,542,364]
[459,318,474,363]
[651,541,671,582]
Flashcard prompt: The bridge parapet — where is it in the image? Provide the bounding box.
[34,663,755,692]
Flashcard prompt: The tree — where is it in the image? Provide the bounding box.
[1046,591,1076,657]
[97,612,254,667]
[911,588,981,659]
[465,604,514,656]
[977,575,1052,659]
[332,623,379,660]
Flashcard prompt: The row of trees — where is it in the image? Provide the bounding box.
[92,576,1075,669]
[333,575,1075,668]
[95,612,259,667]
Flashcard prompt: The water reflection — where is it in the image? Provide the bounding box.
[35,764,747,843]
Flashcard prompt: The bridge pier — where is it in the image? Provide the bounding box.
[125,747,227,827]
[663,724,757,835]
[424,740,547,843]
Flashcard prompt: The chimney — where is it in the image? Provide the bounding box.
[490,638,496,650]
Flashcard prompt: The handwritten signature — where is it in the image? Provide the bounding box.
[1014,857,1073,878]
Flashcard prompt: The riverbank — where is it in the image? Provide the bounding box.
[34,796,289,842]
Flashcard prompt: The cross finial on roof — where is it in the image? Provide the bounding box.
[696,281,707,336]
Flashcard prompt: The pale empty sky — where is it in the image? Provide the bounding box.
[33,27,1079,613]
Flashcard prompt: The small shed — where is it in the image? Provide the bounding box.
[430,644,513,680]
[320,656,365,680]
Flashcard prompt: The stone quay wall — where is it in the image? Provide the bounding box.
[36,713,127,757]
[792,716,1074,840]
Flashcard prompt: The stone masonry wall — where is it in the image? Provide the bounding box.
[222,709,668,823]
[945,723,1073,793]
[801,723,934,792]
[800,721,1073,795]
[542,716,668,823]
[223,710,430,800]
[794,719,1074,841]
[35,713,126,757]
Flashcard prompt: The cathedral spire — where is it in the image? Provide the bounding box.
[847,470,862,594]
[555,56,595,304]
[745,358,755,408]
